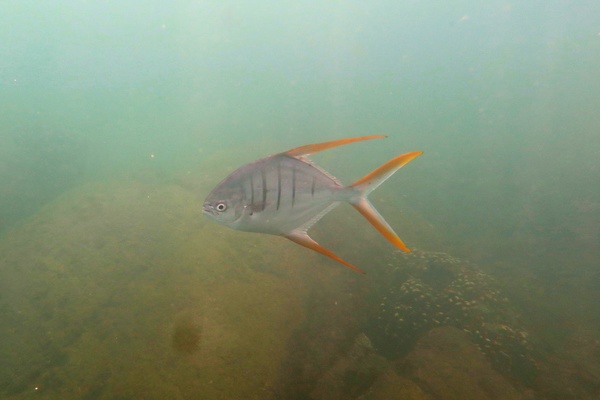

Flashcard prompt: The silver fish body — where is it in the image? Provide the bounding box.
[204,153,349,234]
[203,135,422,273]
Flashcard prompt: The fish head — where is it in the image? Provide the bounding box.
[202,184,245,227]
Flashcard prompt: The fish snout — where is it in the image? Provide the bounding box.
[202,203,215,216]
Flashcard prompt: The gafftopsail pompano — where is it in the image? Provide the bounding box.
[202,135,422,273]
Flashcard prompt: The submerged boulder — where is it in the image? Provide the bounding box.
[401,326,532,400]
[0,179,310,399]
[367,249,538,386]
[357,370,430,400]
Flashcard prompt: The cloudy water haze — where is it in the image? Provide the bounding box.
[1,1,599,399]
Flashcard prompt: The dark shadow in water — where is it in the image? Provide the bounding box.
[171,313,202,354]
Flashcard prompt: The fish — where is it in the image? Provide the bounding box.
[202,135,422,274]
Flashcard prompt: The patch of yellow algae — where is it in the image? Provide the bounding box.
[0,178,307,400]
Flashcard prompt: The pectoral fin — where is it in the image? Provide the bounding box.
[284,231,365,274]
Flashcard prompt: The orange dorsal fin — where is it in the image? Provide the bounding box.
[285,135,386,157]
[284,231,366,274]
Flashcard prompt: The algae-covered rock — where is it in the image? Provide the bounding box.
[402,326,532,400]
[367,249,538,386]
[0,179,310,399]
[309,333,387,400]
[357,370,430,400]
[2,172,595,400]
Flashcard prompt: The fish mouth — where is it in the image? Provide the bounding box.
[202,203,214,216]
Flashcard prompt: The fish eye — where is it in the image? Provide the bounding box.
[215,202,227,212]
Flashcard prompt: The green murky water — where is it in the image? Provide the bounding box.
[1,2,599,399]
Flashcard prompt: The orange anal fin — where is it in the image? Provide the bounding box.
[352,198,411,252]
[285,135,386,157]
[284,231,366,274]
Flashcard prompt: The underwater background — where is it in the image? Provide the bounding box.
[1,1,599,399]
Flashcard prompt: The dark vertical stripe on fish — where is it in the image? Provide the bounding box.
[249,174,255,215]
[311,176,316,198]
[291,166,296,208]
[261,168,267,211]
[276,162,282,210]
[240,182,246,206]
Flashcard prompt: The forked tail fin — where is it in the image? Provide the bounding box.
[349,151,423,252]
